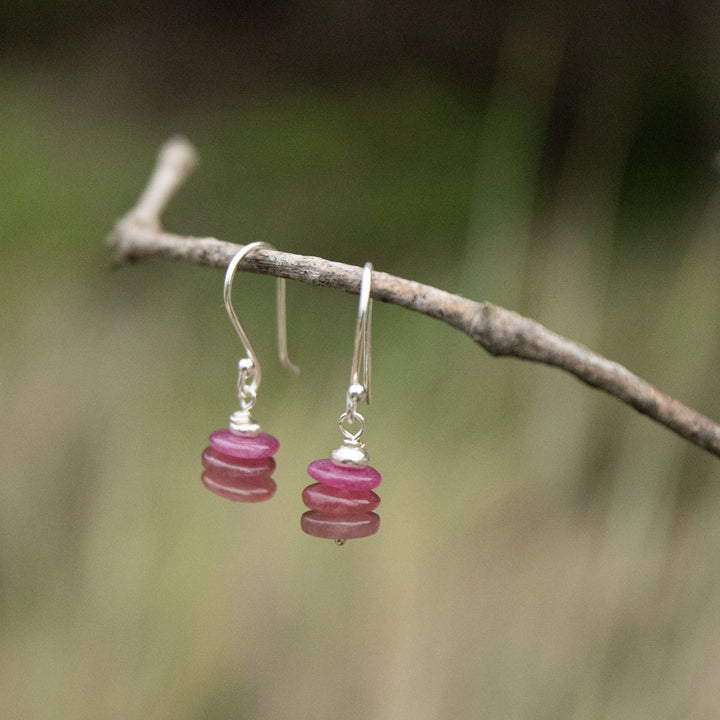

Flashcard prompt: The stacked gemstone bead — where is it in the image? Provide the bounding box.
[201,429,279,502]
[301,458,381,541]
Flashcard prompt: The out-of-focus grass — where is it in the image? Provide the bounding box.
[2,65,720,720]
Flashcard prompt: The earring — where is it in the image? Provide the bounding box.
[301,262,381,544]
[201,242,298,502]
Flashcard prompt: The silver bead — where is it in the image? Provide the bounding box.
[331,443,369,465]
[229,410,260,434]
[347,383,366,402]
[238,357,255,373]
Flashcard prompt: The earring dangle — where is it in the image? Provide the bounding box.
[301,262,381,544]
[201,242,298,502]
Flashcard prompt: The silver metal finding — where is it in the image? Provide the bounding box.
[224,241,298,431]
[350,263,373,404]
[275,275,299,374]
[331,262,374,464]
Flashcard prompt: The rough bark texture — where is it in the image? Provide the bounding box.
[107,136,720,460]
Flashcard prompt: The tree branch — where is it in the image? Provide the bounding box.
[107,136,720,460]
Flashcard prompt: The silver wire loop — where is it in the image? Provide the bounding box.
[338,409,366,443]
[237,368,257,412]
[236,357,257,412]
[223,241,299,402]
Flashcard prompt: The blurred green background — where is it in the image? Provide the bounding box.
[4,2,720,718]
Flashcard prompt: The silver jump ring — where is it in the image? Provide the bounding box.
[338,410,365,443]
[238,382,256,411]
[238,360,257,391]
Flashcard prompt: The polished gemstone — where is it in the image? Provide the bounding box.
[307,458,381,490]
[202,446,276,478]
[302,482,380,513]
[201,444,276,502]
[209,429,279,459]
[301,511,380,539]
[202,470,276,502]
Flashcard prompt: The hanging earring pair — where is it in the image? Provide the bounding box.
[201,249,382,544]
[301,263,382,544]
[201,242,298,502]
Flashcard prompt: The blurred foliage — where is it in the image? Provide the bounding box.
[3,2,720,719]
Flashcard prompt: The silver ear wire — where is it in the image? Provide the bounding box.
[275,273,300,375]
[224,242,298,431]
[224,241,299,387]
[332,262,373,464]
[350,262,372,404]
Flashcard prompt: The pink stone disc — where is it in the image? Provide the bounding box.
[307,458,381,490]
[202,447,276,479]
[301,511,380,540]
[202,471,277,502]
[209,429,279,459]
[302,482,380,514]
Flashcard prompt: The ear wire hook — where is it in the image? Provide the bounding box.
[332,262,374,465]
[349,262,373,404]
[224,241,299,397]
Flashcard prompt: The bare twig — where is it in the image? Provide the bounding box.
[107,136,720,460]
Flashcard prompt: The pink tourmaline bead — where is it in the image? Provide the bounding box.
[302,482,380,514]
[202,471,276,502]
[307,458,381,490]
[301,511,380,540]
[209,429,279,459]
[202,447,276,479]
